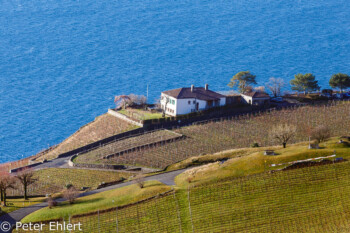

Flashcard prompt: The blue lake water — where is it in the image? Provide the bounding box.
[0,0,349,163]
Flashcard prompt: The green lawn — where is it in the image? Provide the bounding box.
[0,197,46,216]
[21,180,171,223]
[118,109,165,120]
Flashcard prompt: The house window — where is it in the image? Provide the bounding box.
[193,100,195,104]
[188,101,191,105]
[172,100,175,105]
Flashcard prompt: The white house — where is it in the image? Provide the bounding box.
[160,84,226,116]
[241,91,270,106]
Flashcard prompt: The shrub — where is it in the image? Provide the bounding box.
[63,187,79,204]
[187,176,194,183]
[65,183,73,189]
[47,197,57,209]
[269,124,297,148]
[311,125,331,144]
[251,142,260,148]
[134,175,145,189]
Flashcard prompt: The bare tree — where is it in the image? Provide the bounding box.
[245,85,253,93]
[138,95,147,107]
[270,124,297,148]
[63,186,79,204]
[267,77,285,97]
[254,86,265,93]
[162,96,169,117]
[122,94,147,108]
[134,175,145,189]
[310,125,331,144]
[15,168,38,200]
[0,173,15,206]
[47,197,58,209]
[114,95,131,109]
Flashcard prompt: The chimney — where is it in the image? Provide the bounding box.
[205,84,209,91]
[191,85,194,92]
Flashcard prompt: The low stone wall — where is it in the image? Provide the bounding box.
[108,109,143,127]
[9,162,43,173]
[97,179,125,189]
[69,155,126,170]
[103,132,184,159]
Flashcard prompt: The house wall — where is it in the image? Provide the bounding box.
[161,93,227,116]
[161,93,177,116]
[241,95,270,105]
[176,98,195,115]
[253,98,270,105]
[241,95,253,105]
[226,96,241,105]
[220,97,226,106]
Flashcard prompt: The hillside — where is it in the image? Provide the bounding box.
[18,137,350,232]
[35,113,138,161]
[74,102,350,169]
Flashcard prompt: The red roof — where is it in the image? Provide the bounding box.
[162,87,225,101]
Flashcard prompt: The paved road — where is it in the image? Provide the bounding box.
[0,168,187,233]
[34,157,70,169]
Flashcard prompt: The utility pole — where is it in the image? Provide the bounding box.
[146,84,149,104]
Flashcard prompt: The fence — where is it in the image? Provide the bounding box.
[93,100,350,169]
[14,161,350,233]
[8,100,350,173]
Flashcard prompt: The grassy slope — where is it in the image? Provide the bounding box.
[174,137,350,187]
[21,181,171,223]
[0,197,46,217]
[35,114,139,161]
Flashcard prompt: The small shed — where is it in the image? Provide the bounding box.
[241,92,270,106]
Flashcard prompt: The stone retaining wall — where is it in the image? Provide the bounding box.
[69,154,126,170]
[108,109,143,127]
[103,132,184,159]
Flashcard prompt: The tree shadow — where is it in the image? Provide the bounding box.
[58,198,104,207]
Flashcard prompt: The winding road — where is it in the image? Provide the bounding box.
[0,168,187,233]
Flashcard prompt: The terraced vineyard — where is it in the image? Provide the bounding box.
[95,102,350,169]
[17,161,350,232]
[7,168,131,196]
[74,130,182,165]
[34,114,139,161]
